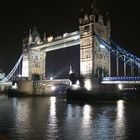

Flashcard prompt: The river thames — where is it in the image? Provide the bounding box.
[0,95,140,140]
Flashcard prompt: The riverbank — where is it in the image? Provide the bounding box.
[6,88,66,98]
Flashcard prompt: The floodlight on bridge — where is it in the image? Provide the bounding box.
[118,84,123,90]
[84,79,92,90]
[100,44,105,49]
[63,33,68,38]
[51,85,56,91]
[50,77,54,81]
[47,36,53,42]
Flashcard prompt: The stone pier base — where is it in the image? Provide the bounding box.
[17,80,33,94]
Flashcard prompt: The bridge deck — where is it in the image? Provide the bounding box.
[31,31,80,52]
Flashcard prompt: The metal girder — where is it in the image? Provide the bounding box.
[2,55,23,82]
[94,33,140,68]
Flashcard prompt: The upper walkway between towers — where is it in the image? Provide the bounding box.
[31,31,80,52]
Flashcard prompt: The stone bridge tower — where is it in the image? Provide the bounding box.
[79,3,111,78]
[22,28,46,80]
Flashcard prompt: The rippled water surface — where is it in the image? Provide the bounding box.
[0,95,140,140]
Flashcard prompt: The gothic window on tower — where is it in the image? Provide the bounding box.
[100,54,103,59]
[84,25,89,33]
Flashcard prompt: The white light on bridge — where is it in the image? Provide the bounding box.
[17,75,22,78]
[37,41,41,44]
[51,85,56,91]
[84,79,92,90]
[71,84,80,90]
[76,80,80,85]
[63,33,68,38]
[71,80,81,90]
[12,83,18,89]
[47,36,53,42]
[118,84,123,90]
[100,44,105,49]
[50,77,54,81]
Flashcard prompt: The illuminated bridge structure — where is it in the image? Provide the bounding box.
[102,77,140,84]
[31,31,80,52]
[1,2,140,94]
[1,31,140,86]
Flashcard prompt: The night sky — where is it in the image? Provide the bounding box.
[0,0,139,78]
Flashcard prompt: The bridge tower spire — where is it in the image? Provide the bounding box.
[28,29,32,45]
[79,3,111,78]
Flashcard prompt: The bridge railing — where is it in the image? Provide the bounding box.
[33,79,71,86]
[102,77,140,81]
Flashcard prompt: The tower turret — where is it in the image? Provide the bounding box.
[79,8,84,24]
[28,29,32,45]
[32,26,41,44]
[43,32,46,41]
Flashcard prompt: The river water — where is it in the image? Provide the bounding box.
[0,95,140,140]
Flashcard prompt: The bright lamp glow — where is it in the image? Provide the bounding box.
[50,77,53,81]
[118,84,123,90]
[76,80,80,85]
[12,83,18,89]
[63,33,68,38]
[71,80,81,90]
[17,75,22,78]
[100,44,105,49]
[71,84,80,90]
[47,36,53,42]
[84,79,92,90]
[51,85,56,91]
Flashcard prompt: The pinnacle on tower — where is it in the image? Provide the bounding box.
[28,29,32,44]
[106,11,111,28]
[106,12,110,21]
[43,32,46,41]
[80,8,84,18]
[69,66,73,75]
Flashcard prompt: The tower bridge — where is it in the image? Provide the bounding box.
[1,2,140,94]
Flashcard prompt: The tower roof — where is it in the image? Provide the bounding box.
[32,26,41,42]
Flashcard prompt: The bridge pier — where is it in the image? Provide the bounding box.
[17,80,33,94]
[83,77,119,94]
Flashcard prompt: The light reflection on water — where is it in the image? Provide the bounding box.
[115,100,126,139]
[82,104,91,125]
[0,96,140,139]
[46,97,59,139]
